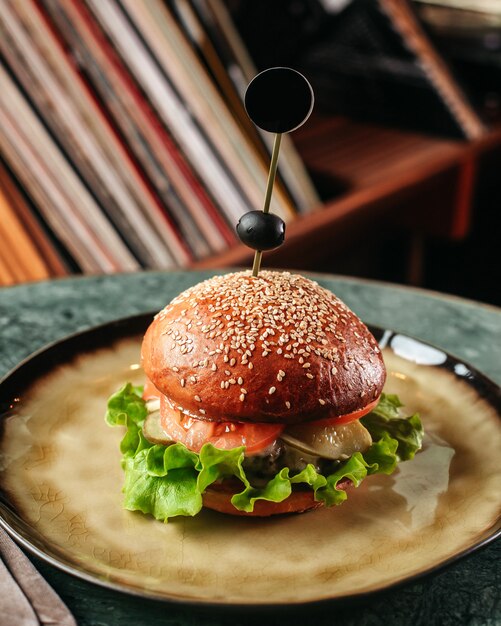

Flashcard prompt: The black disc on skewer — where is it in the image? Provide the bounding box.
[244,67,314,133]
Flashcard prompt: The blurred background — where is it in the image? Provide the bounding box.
[1,0,500,305]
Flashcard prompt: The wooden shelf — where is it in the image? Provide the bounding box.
[193,115,501,271]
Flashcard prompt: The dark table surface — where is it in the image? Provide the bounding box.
[0,270,500,626]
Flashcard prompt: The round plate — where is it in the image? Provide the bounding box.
[0,315,500,607]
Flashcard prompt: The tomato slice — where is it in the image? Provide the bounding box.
[159,396,284,455]
[313,398,379,427]
[142,378,161,401]
[154,379,379,455]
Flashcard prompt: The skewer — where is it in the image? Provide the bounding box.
[252,132,282,276]
[241,67,314,277]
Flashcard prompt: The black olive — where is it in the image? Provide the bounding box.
[236,211,286,251]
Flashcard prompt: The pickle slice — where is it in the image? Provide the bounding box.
[281,420,372,460]
[143,411,174,446]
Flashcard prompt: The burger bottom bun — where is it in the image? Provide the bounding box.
[202,478,351,517]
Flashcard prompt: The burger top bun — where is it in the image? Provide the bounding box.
[141,271,385,425]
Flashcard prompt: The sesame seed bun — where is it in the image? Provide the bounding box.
[141,271,385,425]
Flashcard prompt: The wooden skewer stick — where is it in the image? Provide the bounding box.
[252,132,282,277]
[244,67,313,277]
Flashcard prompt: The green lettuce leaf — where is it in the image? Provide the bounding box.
[105,383,148,457]
[369,393,403,419]
[123,450,202,519]
[105,383,146,427]
[231,468,293,512]
[362,396,424,461]
[105,386,423,521]
[363,431,399,474]
[196,443,246,493]
[316,453,369,506]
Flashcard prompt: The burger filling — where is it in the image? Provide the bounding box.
[105,383,423,521]
[244,420,373,480]
[145,400,373,478]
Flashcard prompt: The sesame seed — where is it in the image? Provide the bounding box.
[180,378,185,387]
[319,399,326,405]
[248,363,254,370]
[237,377,243,385]
[306,373,314,379]
[225,370,231,376]
[172,366,179,372]
[230,358,236,366]
[302,363,311,368]
[285,401,291,409]
[331,366,338,375]
[194,395,202,402]
[220,381,225,389]
[241,388,247,394]
[199,409,206,415]
[269,386,276,395]
[239,394,245,402]
[211,363,217,371]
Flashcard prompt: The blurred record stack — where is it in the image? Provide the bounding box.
[0,0,319,283]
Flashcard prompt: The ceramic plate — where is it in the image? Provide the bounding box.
[0,315,500,606]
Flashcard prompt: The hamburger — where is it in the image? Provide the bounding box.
[105,270,423,520]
